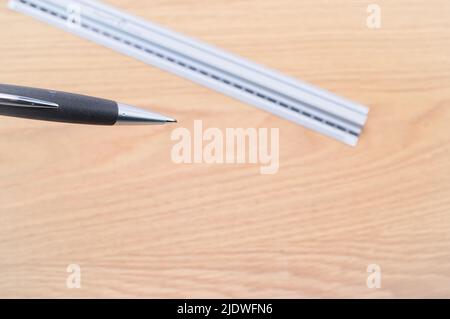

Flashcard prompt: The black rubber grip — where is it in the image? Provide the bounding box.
[0,84,118,125]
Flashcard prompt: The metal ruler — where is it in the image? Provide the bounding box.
[8,0,369,145]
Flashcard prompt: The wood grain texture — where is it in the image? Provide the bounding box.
[1,0,450,298]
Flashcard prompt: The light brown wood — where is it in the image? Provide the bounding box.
[1,0,450,298]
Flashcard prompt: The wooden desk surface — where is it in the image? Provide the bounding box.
[1,0,449,298]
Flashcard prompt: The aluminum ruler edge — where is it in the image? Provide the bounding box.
[76,0,368,116]
[77,0,368,116]
[8,0,369,146]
